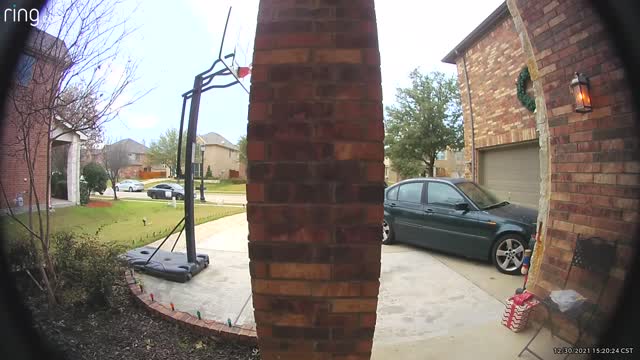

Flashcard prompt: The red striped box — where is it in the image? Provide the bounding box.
[502,292,540,332]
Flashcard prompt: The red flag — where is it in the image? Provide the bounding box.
[237,66,251,79]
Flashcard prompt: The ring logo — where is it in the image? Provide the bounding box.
[4,3,39,26]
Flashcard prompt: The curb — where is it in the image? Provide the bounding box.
[125,270,258,345]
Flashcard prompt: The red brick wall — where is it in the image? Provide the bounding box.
[510,0,638,341]
[1,57,53,210]
[246,0,384,358]
[455,15,537,180]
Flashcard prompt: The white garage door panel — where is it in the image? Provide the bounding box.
[479,142,540,208]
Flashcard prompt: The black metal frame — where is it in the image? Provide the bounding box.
[146,6,249,267]
[518,236,617,359]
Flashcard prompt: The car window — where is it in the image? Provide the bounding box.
[387,186,398,201]
[156,184,168,189]
[397,182,423,203]
[428,182,465,207]
[456,182,501,209]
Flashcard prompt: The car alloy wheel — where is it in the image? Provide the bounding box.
[493,235,525,274]
[382,219,394,245]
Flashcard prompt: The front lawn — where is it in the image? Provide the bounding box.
[2,200,245,249]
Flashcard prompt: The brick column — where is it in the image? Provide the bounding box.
[247,0,384,358]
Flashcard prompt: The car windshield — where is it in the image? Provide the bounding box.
[456,182,502,209]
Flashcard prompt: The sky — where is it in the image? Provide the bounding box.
[95,0,505,146]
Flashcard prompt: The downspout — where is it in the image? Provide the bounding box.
[459,51,477,181]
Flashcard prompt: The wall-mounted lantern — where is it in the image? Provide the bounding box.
[570,72,592,113]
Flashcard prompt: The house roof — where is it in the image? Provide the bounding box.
[110,138,149,154]
[52,116,88,141]
[25,29,70,65]
[199,132,239,151]
[441,2,510,64]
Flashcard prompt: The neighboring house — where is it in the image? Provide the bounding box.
[1,30,70,211]
[105,138,165,179]
[196,132,241,179]
[442,3,539,207]
[384,150,464,183]
[384,157,402,184]
[434,149,466,178]
[51,119,87,205]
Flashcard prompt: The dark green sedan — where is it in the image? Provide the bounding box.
[383,178,538,274]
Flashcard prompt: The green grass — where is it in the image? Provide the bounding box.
[2,200,245,249]
[144,179,246,194]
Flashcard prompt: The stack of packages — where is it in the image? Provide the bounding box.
[501,291,540,332]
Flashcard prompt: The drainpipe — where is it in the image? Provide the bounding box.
[459,51,477,181]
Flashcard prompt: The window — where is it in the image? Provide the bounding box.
[455,152,464,162]
[428,182,465,207]
[15,54,36,86]
[229,149,232,158]
[397,182,423,203]
[387,186,398,200]
[385,166,389,178]
[456,182,501,209]
[436,151,447,161]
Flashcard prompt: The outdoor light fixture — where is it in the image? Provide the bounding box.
[570,72,592,113]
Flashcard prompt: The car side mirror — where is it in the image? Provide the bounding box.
[454,202,469,211]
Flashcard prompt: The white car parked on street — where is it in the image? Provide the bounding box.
[115,179,145,192]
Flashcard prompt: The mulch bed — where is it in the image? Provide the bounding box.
[22,280,260,360]
[86,200,113,208]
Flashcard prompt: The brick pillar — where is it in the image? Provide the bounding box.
[246,1,384,358]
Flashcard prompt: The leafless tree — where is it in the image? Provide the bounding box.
[102,139,130,201]
[0,0,148,305]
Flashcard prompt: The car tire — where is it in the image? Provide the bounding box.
[129,187,133,192]
[492,234,526,275]
[115,186,119,192]
[382,219,395,245]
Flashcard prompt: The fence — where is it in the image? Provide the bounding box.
[139,171,166,180]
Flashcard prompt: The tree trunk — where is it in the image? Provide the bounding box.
[111,180,118,200]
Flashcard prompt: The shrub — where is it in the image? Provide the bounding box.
[52,231,126,308]
[230,178,246,184]
[205,165,213,179]
[79,179,89,205]
[4,237,38,272]
[82,162,108,195]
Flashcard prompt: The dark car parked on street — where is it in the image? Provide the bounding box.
[383,178,538,274]
[146,183,195,200]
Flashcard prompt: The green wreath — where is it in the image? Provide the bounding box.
[516,67,536,113]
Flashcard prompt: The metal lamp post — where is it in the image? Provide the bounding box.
[200,144,206,202]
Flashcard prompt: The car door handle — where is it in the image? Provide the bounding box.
[424,208,434,214]
[389,203,397,207]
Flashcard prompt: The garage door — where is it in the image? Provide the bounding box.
[479,142,540,208]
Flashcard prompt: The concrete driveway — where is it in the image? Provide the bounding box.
[137,214,572,360]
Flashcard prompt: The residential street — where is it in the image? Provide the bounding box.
[101,188,247,204]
